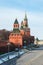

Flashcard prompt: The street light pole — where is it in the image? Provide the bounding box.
[7,43,10,60]
[18,44,20,57]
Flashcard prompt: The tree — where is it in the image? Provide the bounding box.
[36,37,39,45]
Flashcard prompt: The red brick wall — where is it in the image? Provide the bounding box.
[9,33,22,46]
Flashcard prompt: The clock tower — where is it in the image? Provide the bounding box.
[23,13,28,28]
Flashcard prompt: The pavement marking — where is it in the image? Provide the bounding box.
[25,52,43,65]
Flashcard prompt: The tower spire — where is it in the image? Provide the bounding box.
[24,12,28,21]
[23,12,28,28]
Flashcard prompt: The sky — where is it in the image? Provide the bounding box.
[0,0,43,39]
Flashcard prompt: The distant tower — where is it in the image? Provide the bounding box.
[23,13,28,28]
[21,21,23,29]
[13,19,20,33]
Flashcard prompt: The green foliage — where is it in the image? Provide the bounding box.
[36,37,39,41]
[0,30,10,40]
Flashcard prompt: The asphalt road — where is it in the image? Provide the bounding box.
[16,46,43,65]
[1,46,43,65]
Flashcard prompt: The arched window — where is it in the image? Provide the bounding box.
[14,34,16,36]
[15,25,17,27]
[11,33,13,36]
[14,25,15,27]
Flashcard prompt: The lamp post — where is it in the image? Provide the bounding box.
[18,44,20,57]
[7,42,10,60]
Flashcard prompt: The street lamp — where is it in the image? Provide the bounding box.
[18,44,20,57]
[7,42,10,60]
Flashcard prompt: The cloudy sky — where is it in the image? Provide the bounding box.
[0,0,43,39]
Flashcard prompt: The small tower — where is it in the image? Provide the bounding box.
[13,19,20,33]
[23,13,28,28]
[21,21,23,29]
[9,18,23,47]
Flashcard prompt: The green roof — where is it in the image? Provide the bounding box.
[13,28,20,33]
[14,19,19,24]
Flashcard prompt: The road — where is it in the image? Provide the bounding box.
[16,46,43,65]
[1,46,43,65]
